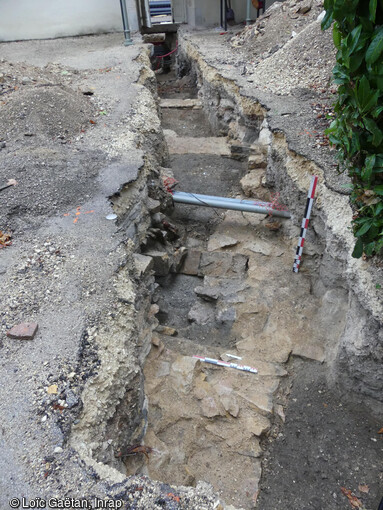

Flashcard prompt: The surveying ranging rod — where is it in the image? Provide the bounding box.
[293,175,318,273]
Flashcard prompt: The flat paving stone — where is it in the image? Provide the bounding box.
[198,252,248,278]
[207,233,239,251]
[179,250,201,275]
[160,98,202,108]
[166,135,231,155]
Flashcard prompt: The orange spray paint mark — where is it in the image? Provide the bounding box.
[64,206,95,224]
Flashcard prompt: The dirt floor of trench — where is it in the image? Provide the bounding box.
[121,69,383,510]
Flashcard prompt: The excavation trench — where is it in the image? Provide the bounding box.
[62,32,383,510]
[114,55,343,510]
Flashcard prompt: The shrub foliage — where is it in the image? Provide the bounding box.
[322,0,383,258]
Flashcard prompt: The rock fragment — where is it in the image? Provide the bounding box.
[133,253,154,276]
[297,0,312,14]
[7,322,38,340]
[194,285,220,301]
[188,302,214,325]
[248,154,267,170]
[47,385,58,395]
[207,233,239,252]
[198,252,248,278]
[145,251,171,276]
[65,390,79,409]
[170,247,188,272]
[155,325,178,336]
[151,336,162,347]
[220,394,240,418]
[200,396,225,418]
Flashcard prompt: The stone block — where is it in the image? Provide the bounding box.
[170,247,188,273]
[237,386,275,416]
[170,355,200,395]
[194,285,220,302]
[219,393,240,417]
[207,233,238,252]
[147,197,161,214]
[160,98,202,109]
[166,136,231,156]
[155,361,170,377]
[193,373,211,400]
[155,325,178,336]
[7,322,38,340]
[297,0,312,14]
[151,336,161,347]
[133,253,154,276]
[200,396,225,418]
[148,304,159,317]
[236,329,292,364]
[242,413,271,437]
[216,306,236,323]
[142,33,166,43]
[258,126,271,145]
[188,302,215,325]
[179,250,201,275]
[248,154,267,170]
[240,170,263,197]
[145,251,171,276]
[243,238,284,257]
[219,98,235,110]
[198,252,248,278]
[204,276,248,299]
[249,143,268,156]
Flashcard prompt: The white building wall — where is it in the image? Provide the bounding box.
[0,0,138,42]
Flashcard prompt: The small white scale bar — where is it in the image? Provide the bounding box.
[193,355,258,374]
[224,353,242,360]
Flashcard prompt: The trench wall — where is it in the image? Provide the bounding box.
[177,32,383,409]
[69,48,169,479]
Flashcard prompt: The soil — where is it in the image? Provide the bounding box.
[162,108,214,137]
[229,0,335,95]
[0,60,109,235]
[258,359,383,510]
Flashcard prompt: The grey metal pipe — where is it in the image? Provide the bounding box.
[187,193,271,207]
[120,0,133,46]
[246,0,252,25]
[172,191,291,218]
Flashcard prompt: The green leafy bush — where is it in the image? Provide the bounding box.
[322,0,383,258]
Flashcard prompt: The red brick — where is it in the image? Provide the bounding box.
[7,322,38,340]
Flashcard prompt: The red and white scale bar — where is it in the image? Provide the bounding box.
[193,355,258,374]
[293,175,318,273]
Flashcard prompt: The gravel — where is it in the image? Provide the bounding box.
[228,0,336,95]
